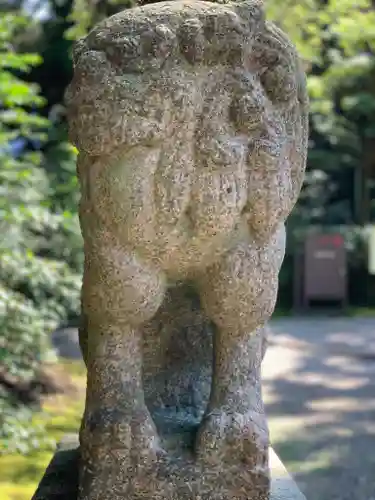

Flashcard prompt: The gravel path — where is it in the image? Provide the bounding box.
[52,317,375,500]
[264,318,375,500]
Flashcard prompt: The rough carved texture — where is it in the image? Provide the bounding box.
[31,437,307,500]
[65,1,308,499]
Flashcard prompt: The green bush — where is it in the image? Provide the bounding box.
[0,12,82,454]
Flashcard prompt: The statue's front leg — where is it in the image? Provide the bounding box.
[78,236,166,500]
[195,225,285,478]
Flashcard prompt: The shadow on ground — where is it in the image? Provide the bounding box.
[264,318,375,500]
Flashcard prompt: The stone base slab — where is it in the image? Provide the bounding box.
[31,434,306,500]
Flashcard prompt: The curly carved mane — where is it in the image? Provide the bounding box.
[66,0,308,250]
[66,0,305,149]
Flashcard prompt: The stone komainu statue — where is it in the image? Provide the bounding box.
[65,1,308,499]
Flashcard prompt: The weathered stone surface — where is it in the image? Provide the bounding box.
[65,1,308,499]
[32,436,307,500]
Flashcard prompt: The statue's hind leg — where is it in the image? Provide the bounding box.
[195,224,286,476]
[78,236,166,500]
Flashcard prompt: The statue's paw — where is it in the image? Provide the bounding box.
[79,407,166,499]
[81,406,164,467]
[195,408,269,472]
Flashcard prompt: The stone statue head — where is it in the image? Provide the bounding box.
[66,0,308,182]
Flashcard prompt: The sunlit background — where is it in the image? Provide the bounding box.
[1,1,375,499]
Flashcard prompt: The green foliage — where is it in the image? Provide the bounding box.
[266,0,375,225]
[0,12,82,454]
[0,392,54,456]
[266,0,375,63]
[65,0,134,40]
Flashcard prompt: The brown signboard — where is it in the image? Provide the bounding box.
[303,233,347,306]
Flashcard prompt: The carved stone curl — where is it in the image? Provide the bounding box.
[65,1,308,499]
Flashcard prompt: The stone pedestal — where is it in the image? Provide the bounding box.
[32,435,307,500]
